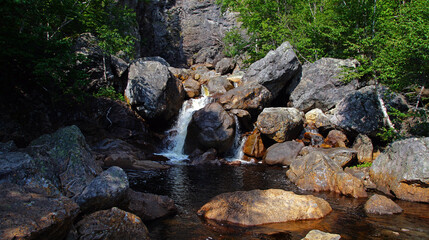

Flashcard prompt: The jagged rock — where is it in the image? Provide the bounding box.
[318,147,357,167]
[76,207,149,240]
[256,107,304,142]
[0,182,79,240]
[324,130,348,148]
[121,189,177,221]
[305,108,333,129]
[242,41,301,99]
[370,137,429,202]
[183,78,201,98]
[219,83,272,114]
[344,167,376,189]
[207,76,234,95]
[289,58,359,112]
[185,102,235,154]
[287,150,367,198]
[243,129,266,158]
[364,194,403,215]
[198,189,332,226]
[75,166,129,213]
[215,57,235,75]
[264,141,304,166]
[353,134,373,163]
[302,230,341,240]
[193,47,221,65]
[125,58,185,124]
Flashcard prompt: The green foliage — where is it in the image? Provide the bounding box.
[94,86,125,101]
[222,28,248,58]
[352,162,372,168]
[377,127,401,143]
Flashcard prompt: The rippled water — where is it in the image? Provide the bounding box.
[127,164,429,240]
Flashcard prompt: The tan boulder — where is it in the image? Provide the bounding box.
[364,194,403,215]
[243,129,266,158]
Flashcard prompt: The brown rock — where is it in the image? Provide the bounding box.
[304,109,333,129]
[364,194,403,215]
[344,167,376,189]
[324,130,348,148]
[319,147,357,167]
[256,107,304,142]
[264,141,304,166]
[303,132,324,146]
[243,129,266,158]
[76,207,149,240]
[183,78,201,98]
[197,189,332,226]
[353,134,373,163]
[219,83,272,112]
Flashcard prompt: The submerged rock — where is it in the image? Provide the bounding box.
[198,189,332,226]
[364,194,403,215]
[256,107,304,142]
[302,230,341,240]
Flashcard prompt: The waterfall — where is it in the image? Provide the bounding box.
[159,86,211,162]
[226,115,246,161]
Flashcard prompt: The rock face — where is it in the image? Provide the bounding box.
[185,102,235,154]
[242,41,301,99]
[125,58,185,124]
[198,189,332,226]
[75,166,129,213]
[219,83,272,113]
[76,207,149,240]
[302,230,341,240]
[353,134,373,163]
[364,194,403,215]
[264,141,304,166]
[256,108,304,142]
[370,137,429,202]
[287,150,367,198]
[0,183,79,240]
[289,58,359,112]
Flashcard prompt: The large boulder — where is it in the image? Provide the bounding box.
[370,137,429,202]
[185,102,235,154]
[264,141,304,166]
[289,58,359,112]
[287,150,367,198]
[76,207,149,240]
[364,194,403,215]
[218,83,272,114]
[0,183,79,240]
[125,58,185,124]
[256,107,304,142]
[242,41,301,99]
[197,189,332,226]
[75,166,129,213]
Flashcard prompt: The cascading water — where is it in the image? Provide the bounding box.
[159,86,211,162]
[226,115,247,162]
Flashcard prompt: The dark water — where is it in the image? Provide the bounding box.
[127,164,429,240]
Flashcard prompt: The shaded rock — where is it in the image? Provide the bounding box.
[229,109,252,132]
[287,150,367,198]
[364,194,403,215]
[302,230,341,240]
[185,102,235,154]
[264,141,304,166]
[330,86,384,136]
[110,55,129,78]
[76,207,149,240]
[189,148,221,166]
[215,57,235,75]
[207,76,234,95]
[0,141,17,153]
[183,78,201,98]
[289,58,359,112]
[370,137,429,202]
[0,151,33,180]
[344,167,376,189]
[256,107,304,142]
[305,109,333,129]
[219,83,272,113]
[0,182,79,240]
[122,189,177,221]
[243,41,301,99]
[324,130,348,148]
[170,67,191,81]
[302,131,325,147]
[197,189,332,226]
[75,166,129,213]
[125,58,185,124]
[353,134,373,163]
[243,129,266,158]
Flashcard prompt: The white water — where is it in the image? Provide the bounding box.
[226,115,247,162]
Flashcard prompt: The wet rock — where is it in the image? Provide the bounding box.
[183,78,201,98]
[289,58,359,112]
[302,230,341,240]
[185,102,235,154]
[198,189,332,226]
[243,41,301,99]
[256,107,304,142]
[344,167,376,189]
[287,150,367,198]
[264,141,304,166]
[0,182,79,240]
[75,166,129,213]
[189,148,221,166]
[76,207,149,240]
[219,83,272,113]
[243,129,266,158]
[305,108,333,129]
[324,130,348,148]
[125,58,185,124]
[215,57,236,75]
[364,194,403,215]
[207,76,234,95]
[229,109,252,132]
[353,134,373,163]
[370,137,429,202]
[121,189,177,221]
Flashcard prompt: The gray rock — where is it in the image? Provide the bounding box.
[215,57,236,75]
[256,107,304,142]
[184,102,235,154]
[318,147,357,168]
[125,58,185,124]
[370,137,429,202]
[289,58,359,112]
[344,167,376,190]
[0,152,33,180]
[264,141,304,166]
[75,166,129,213]
[183,78,201,98]
[207,76,234,95]
[302,230,341,240]
[364,194,403,215]
[0,141,17,153]
[243,41,301,99]
[305,108,333,129]
[353,134,374,163]
[110,55,129,78]
[193,46,221,65]
[219,83,272,114]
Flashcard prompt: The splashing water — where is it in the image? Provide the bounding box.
[226,115,247,162]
